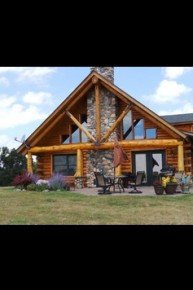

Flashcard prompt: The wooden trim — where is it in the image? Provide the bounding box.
[101,104,132,142]
[66,111,96,143]
[30,139,183,154]
[95,84,101,142]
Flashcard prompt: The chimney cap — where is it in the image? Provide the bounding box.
[91,67,114,83]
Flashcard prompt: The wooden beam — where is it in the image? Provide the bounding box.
[95,84,101,142]
[29,139,182,154]
[178,143,184,171]
[75,149,83,177]
[27,152,33,174]
[66,111,96,143]
[101,104,132,142]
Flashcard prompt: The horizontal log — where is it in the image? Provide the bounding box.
[29,139,183,154]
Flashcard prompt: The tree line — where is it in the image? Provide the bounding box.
[0,147,27,186]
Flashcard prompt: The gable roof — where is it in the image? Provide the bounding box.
[161,113,193,124]
[18,70,187,155]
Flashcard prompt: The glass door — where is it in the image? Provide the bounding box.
[132,151,166,185]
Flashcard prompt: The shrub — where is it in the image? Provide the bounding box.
[36,184,50,192]
[12,171,39,189]
[48,173,65,191]
[27,184,37,191]
[27,183,50,192]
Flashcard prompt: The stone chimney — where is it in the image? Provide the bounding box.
[86,67,117,187]
[91,67,114,83]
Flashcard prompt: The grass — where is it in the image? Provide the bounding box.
[1,187,193,224]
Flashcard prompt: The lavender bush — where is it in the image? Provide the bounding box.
[48,173,66,191]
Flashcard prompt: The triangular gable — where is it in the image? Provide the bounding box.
[18,70,187,155]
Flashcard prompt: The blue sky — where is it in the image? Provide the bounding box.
[0,67,193,149]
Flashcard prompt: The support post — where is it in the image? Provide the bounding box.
[76,149,83,177]
[178,143,184,171]
[27,152,33,174]
[115,165,122,176]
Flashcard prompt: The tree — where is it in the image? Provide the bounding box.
[0,147,27,186]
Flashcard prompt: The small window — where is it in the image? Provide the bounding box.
[146,128,156,139]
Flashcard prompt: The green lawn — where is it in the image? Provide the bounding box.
[1,187,193,224]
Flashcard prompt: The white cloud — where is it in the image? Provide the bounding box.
[0,67,24,74]
[0,95,17,108]
[164,67,193,79]
[17,67,56,83]
[0,94,49,129]
[0,67,56,84]
[0,77,9,87]
[151,80,192,103]
[0,135,18,149]
[23,91,52,105]
[159,102,193,115]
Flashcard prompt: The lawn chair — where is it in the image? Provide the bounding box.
[94,172,113,194]
[128,172,143,194]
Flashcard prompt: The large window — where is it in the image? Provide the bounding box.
[53,155,76,176]
[62,114,88,144]
[123,111,133,140]
[134,119,144,139]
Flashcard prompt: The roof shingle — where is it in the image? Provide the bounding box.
[161,113,193,124]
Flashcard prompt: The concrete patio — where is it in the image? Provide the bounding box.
[75,186,186,196]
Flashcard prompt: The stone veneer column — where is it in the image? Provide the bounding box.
[86,67,118,187]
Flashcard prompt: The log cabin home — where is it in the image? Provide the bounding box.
[17,67,193,187]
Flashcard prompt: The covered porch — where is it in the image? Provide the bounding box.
[26,139,185,187]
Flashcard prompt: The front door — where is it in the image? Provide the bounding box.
[132,151,166,185]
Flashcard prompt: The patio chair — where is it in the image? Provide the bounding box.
[94,172,113,194]
[128,172,143,194]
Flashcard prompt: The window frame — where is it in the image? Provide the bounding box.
[52,154,77,176]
